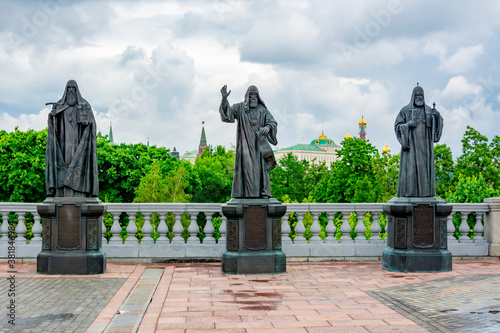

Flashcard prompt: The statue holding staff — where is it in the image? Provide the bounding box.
[219,85,278,198]
[395,84,443,197]
[46,80,99,197]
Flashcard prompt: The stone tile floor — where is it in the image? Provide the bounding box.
[0,260,499,332]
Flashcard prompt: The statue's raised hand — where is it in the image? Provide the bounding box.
[221,85,231,99]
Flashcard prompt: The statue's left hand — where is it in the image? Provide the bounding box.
[258,126,270,136]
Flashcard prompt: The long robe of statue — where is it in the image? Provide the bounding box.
[46,80,99,197]
[219,85,278,198]
[395,85,443,197]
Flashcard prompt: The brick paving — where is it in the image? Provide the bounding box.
[0,260,499,332]
[369,274,500,332]
[0,277,125,332]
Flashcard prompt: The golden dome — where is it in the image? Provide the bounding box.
[318,131,328,139]
[359,114,367,125]
[382,141,391,153]
[344,131,352,139]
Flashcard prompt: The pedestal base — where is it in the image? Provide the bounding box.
[221,198,287,274]
[37,250,106,275]
[36,197,106,275]
[222,250,286,274]
[382,197,452,273]
[382,247,452,273]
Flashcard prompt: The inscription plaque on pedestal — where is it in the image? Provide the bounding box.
[413,204,434,248]
[57,204,81,250]
[244,206,267,250]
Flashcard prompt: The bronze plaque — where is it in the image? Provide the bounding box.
[57,204,81,250]
[244,205,267,251]
[395,218,407,249]
[413,204,435,248]
[227,219,239,251]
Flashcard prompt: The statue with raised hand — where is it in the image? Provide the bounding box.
[219,85,278,198]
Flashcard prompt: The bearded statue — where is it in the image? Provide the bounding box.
[45,80,99,197]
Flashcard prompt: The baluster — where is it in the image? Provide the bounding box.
[354,212,367,241]
[309,213,322,243]
[447,214,456,242]
[156,213,168,243]
[204,214,215,243]
[125,212,138,243]
[15,212,27,244]
[0,213,8,242]
[187,212,199,244]
[109,213,122,244]
[102,214,108,244]
[473,213,485,241]
[219,215,227,244]
[458,212,470,241]
[281,212,292,245]
[141,213,153,244]
[30,213,42,245]
[294,212,306,243]
[172,213,185,243]
[370,212,381,240]
[340,212,352,241]
[325,213,336,242]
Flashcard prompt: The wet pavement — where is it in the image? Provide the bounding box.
[0,260,499,332]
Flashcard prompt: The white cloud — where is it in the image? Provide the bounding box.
[439,45,485,74]
[441,76,481,101]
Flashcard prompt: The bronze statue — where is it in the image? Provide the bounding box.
[395,84,443,197]
[45,80,99,197]
[219,85,278,198]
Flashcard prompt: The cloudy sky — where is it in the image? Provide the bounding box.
[1,0,499,158]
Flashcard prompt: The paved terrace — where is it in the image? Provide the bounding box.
[1,260,500,332]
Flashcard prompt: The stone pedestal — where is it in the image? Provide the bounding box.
[485,197,500,256]
[37,197,106,275]
[382,197,453,273]
[221,198,287,274]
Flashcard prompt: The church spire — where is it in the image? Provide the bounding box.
[197,121,207,159]
[109,122,114,145]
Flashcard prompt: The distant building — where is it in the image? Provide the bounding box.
[359,114,366,141]
[180,150,197,164]
[109,122,114,145]
[197,121,207,159]
[274,131,340,166]
[181,121,208,164]
[170,146,180,159]
[382,142,391,154]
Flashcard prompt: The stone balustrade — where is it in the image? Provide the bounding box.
[0,200,495,259]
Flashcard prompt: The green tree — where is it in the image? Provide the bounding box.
[434,144,455,199]
[133,161,170,203]
[270,153,308,202]
[372,151,399,202]
[165,163,192,203]
[191,145,234,203]
[455,126,499,191]
[314,138,378,203]
[97,134,183,202]
[0,128,46,202]
[446,174,498,204]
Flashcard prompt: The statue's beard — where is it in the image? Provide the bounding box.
[249,99,258,108]
[414,98,424,107]
[67,91,77,106]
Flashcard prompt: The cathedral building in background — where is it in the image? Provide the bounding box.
[274,131,340,167]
